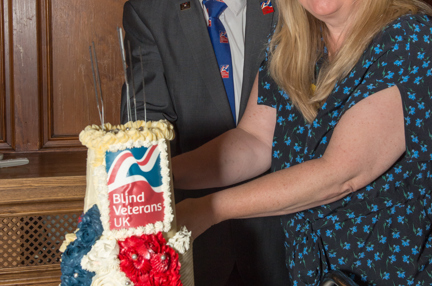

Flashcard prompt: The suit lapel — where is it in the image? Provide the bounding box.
[240,0,277,117]
[176,0,235,128]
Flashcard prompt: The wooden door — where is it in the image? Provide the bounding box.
[1,0,126,153]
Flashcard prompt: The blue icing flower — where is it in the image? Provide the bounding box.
[60,204,103,286]
[76,205,104,245]
[61,264,95,286]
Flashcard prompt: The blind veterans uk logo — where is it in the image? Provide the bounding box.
[219,31,228,43]
[105,145,165,230]
[220,65,230,78]
[260,0,274,15]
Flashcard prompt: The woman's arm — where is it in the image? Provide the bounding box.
[176,85,406,238]
[172,75,277,189]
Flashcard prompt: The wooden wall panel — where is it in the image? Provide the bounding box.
[1,0,126,152]
[0,0,5,146]
[11,0,40,152]
[0,0,12,151]
[41,0,125,149]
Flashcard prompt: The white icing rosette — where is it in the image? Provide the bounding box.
[81,238,120,272]
[91,269,132,286]
[168,226,192,254]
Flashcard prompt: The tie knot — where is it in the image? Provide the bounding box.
[203,0,227,18]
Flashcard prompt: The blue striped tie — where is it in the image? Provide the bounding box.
[203,0,236,123]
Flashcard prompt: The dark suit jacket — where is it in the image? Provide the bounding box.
[121,0,290,285]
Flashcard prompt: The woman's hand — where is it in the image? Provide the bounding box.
[175,196,218,240]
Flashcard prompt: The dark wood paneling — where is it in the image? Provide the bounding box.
[0,0,4,145]
[41,0,125,150]
[0,0,12,151]
[1,0,125,152]
[11,0,40,151]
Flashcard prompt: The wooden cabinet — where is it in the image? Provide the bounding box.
[0,152,87,285]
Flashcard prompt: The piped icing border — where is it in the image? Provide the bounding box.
[79,120,175,167]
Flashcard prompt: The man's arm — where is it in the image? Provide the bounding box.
[120,1,177,124]
[172,75,276,189]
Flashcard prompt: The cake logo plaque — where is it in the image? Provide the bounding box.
[106,145,165,230]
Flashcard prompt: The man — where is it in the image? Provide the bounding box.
[120,0,289,285]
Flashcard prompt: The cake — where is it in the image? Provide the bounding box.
[59,120,194,286]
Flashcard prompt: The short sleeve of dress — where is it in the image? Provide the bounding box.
[339,14,432,162]
[257,25,280,110]
[258,57,278,109]
[258,25,293,112]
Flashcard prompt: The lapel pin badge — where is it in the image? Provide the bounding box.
[180,1,191,10]
[260,0,274,15]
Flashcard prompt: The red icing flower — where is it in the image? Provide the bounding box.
[150,272,182,286]
[118,232,182,286]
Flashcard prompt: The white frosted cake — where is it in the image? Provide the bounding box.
[59,120,193,286]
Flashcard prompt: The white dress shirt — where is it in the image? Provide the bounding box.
[200,0,247,124]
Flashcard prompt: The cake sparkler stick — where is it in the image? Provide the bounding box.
[117,26,132,123]
[139,46,147,123]
[89,42,105,129]
[127,41,138,122]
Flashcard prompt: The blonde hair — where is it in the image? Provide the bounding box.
[269,0,432,123]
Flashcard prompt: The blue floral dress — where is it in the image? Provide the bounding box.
[258,14,432,285]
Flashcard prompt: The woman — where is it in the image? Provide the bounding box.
[173,0,432,284]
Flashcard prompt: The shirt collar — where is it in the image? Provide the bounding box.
[200,0,246,16]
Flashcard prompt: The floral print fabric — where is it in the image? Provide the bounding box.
[258,14,432,285]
